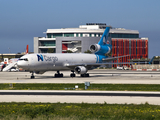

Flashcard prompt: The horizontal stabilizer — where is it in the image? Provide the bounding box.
[102,55,130,62]
[64,61,136,68]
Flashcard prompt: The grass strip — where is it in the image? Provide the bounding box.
[0,102,160,120]
[0,83,160,91]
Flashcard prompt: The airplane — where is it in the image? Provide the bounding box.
[17,27,132,79]
[2,45,29,72]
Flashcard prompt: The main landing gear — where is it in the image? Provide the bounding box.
[30,72,35,79]
[55,71,63,77]
[81,73,89,77]
[70,70,76,77]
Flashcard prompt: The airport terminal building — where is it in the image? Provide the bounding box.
[34,23,148,67]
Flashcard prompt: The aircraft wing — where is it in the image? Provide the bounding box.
[64,62,134,67]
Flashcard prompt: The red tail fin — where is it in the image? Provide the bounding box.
[25,45,29,54]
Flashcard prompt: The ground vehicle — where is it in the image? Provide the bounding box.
[117,66,124,70]
[9,67,19,72]
[123,66,129,70]
[117,65,129,70]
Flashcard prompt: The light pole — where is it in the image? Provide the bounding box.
[8,47,10,53]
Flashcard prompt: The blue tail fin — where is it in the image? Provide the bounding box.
[89,27,111,56]
[98,27,110,45]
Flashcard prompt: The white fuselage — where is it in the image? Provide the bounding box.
[17,53,97,72]
[17,27,111,74]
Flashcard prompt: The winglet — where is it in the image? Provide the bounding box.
[98,27,110,45]
[149,56,155,64]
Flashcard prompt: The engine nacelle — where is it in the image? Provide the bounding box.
[89,44,111,55]
[90,44,101,53]
[74,66,88,74]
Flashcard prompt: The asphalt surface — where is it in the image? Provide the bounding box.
[0,69,160,104]
[1,90,160,97]
[0,69,160,84]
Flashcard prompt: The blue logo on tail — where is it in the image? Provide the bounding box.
[37,54,43,61]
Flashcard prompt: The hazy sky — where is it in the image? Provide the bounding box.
[0,0,160,58]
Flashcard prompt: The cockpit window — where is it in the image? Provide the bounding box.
[19,58,28,61]
[24,58,28,61]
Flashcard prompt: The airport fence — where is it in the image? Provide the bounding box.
[132,65,160,71]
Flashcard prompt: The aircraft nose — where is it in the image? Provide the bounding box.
[17,60,28,68]
[17,60,23,67]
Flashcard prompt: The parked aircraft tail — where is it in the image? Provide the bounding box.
[26,45,29,54]
[149,56,155,64]
[98,27,110,45]
[89,27,112,56]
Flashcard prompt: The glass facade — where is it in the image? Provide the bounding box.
[64,33,74,37]
[47,33,62,38]
[40,48,56,53]
[40,41,56,46]
[53,33,63,38]
[47,33,139,38]
[47,33,52,38]
[40,49,48,53]
[47,30,139,39]
[76,33,79,37]
[109,33,139,38]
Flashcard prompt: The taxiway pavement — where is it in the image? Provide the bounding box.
[1,90,160,105]
[0,70,160,104]
[0,69,160,84]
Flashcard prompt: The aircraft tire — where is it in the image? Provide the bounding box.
[86,73,89,77]
[60,73,63,77]
[81,73,89,77]
[70,73,76,77]
[31,76,35,79]
[81,74,84,77]
[55,74,58,77]
[55,74,63,77]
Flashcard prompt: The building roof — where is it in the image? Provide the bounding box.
[46,24,139,34]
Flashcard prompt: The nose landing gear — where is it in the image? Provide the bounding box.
[30,72,35,79]
[70,70,76,77]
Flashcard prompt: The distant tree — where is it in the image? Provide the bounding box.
[105,51,112,57]
[154,56,160,59]
[141,57,145,60]
[47,48,55,53]
[66,50,73,53]
[84,50,92,54]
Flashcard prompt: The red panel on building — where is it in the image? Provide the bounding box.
[111,38,148,68]
[62,42,68,53]
[62,43,68,51]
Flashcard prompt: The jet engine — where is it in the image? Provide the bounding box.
[74,66,88,74]
[89,44,111,55]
